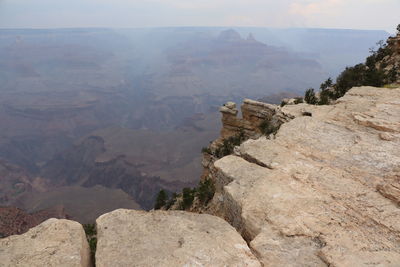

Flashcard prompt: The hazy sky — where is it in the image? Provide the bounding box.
[0,0,399,32]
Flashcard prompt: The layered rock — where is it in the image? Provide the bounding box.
[219,99,293,140]
[204,86,400,266]
[0,218,90,267]
[95,209,261,266]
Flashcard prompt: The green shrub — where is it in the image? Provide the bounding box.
[201,147,212,154]
[320,78,333,91]
[304,88,317,104]
[83,223,97,265]
[154,189,168,210]
[182,187,196,209]
[197,179,215,204]
[259,120,280,135]
[318,89,330,105]
[293,97,303,104]
[215,131,245,158]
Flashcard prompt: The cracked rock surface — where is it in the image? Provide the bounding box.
[209,87,400,266]
[95,209,261,267]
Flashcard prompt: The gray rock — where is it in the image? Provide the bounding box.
[0,218,91,267]
[208,87,400,266]
[96,209,260,267]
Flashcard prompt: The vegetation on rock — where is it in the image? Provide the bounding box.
[302,25,400,105]
[83,223,97,265]
[259,120,281,135]
[154,190,168,210]
[214,131,246,158]
[197,179,216,204]
[181,188,196,210]
[157,179,215,211]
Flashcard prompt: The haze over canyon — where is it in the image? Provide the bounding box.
[0,27,389,223]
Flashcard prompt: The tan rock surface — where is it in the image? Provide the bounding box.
[0,218,90,267]
[208,87,400,266]
[95,209,261,267]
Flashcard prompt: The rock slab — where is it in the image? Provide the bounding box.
[0,218,91,267]
[96,209,260,267]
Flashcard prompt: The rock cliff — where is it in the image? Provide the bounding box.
[1,86,400,266]
[201,86,400,266]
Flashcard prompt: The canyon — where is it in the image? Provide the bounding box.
[0,27,386,223]
[1,85,400,266]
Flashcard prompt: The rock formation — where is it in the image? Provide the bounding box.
[95,209,260,266]
[219,99,293,140]
[0,218,91,267]
[202,86,400,266]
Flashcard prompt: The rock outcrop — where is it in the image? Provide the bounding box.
[203,86,400,266]
[0,218,90,267]
[219,99,293,140]
[95,209,261,267]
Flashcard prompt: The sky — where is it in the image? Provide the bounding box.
[0,0,399,32]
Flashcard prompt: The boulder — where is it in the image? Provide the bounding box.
[95,209,260,267]
[0,218,91,267]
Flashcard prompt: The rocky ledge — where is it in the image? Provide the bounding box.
[0,210,260,267]
[96,209,260,267]
[204,86,400,266]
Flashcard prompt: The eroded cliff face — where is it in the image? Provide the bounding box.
[202,86,400,266]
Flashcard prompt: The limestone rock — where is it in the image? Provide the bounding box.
[218,100,293,141]
[206,87,400,266]
[0,218,90,267]
[95,209,261,267]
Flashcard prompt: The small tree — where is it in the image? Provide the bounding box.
[197,179,215,204]
[320,78,333,91]
[318,89,330,105]
[154,189,167,210]
[397,24,400,34]
[182,188,195,209]
[304,88,317,104]
[293,97,304,104]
